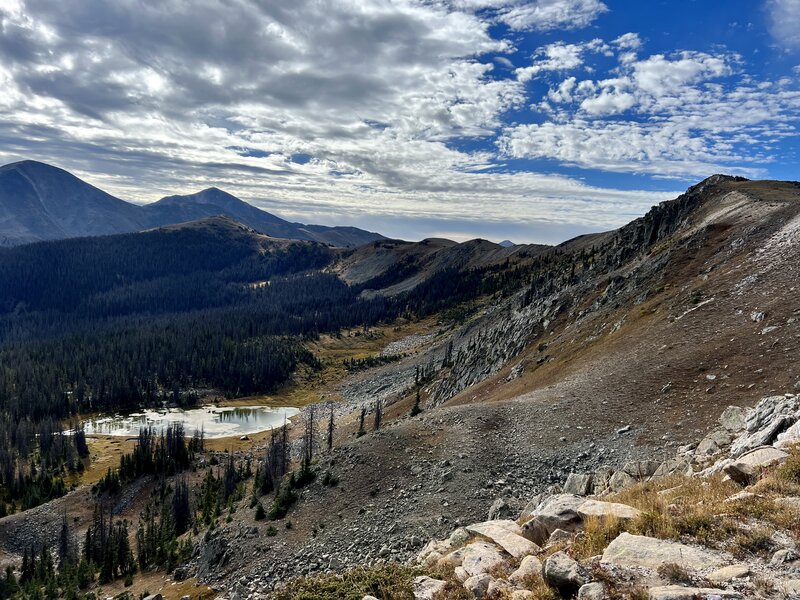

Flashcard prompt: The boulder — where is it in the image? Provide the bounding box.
[546,528,573,546]
[576,499,642,522]
[592,466,614,495]
[695,429,733,457]
[730,395,799,457]
[622,460,659,479]
[608,470,636,492]
[526,494,584,535]
[601,533,725,570]
[461,541,507,577]
[488,497,515,520]
[363,597,380,600]
[448,527,472,548]
[708,564,751,583]
[652,457,692,479]
[463,574,493,599]
[647,585,742,599]
[776,420,800,448]
[466,520,540,558]
[487,579,514,597]
[724,446,788,485]
[719,406,746,432]
[508,555,543,587]
[413,576,447,600]
[564,473,594,496]
[577,582,606,600]
[543,551,589,596]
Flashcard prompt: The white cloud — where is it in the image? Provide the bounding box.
[767,0,800,49]
[515,39,606,82]
[498,0,608,31]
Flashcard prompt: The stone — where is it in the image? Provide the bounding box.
[771,548,798,565]
[708,564,751,583]
[511,592,536,600]
[461,541,507,577]
[730,395,800,457]
[454,567,469,583]
[601,533,725,570]
[695,429,733,457]
[487,579,513,597]
[647,585,742,599]
[577,499,642,522]
[652,457,692,479]
[448,527,472,548]
[608,470,636,492]
[775,420,800,448]
[508,555,543,587]
[577,582,606,600]
[724,446,789,485]
[363,596,380,600]
[546,528,573,546]
[463,574,493,599]
[543,551,589,596]
[592,466,614,494]
[488,497,514,520]
[622,460,659,479]
[142,596,163,600]
[775,497,800,511]
[564,473,594,496]
[525,494,584,538]
[719,406,746,432]
[413,576,447,600]
[466,520,540,558]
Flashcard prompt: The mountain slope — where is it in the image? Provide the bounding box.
[0,160,146,245]
[142,187,384,246]
[0,160,384,247]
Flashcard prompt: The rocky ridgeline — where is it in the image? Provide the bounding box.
[403,394,800,600]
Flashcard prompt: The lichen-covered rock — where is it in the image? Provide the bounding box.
[602,533,725,570]
[461,541,507,577]
[576,499,642,522]
[509,555,543,587]
[542,551,589,596]
[413,576,447,600]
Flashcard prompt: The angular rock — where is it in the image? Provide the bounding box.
[724,446,788,485]
[466,520,540,558]
[577,582,606,600]
[487,579,513,597]
[696,429,733,457]
[592,466,614,495]
[564,473,594,496]
[577,499,642,522]
[648,586,741,599]
[488,497,515,521]
[520,517,550,546]
[509,555,543,587]
[546,528,573,546]
[622,460,659,479]
[601,533,725,570]
[708,564,751,583]
[730,395,799,457]
[463,574,493,599]
[413,576,448,600]
[652,457,692,479]
[543,551,589,596]
[524,494,584,537]
[461,541,507,577]
[719,406,746,432]
[608,470,636,492]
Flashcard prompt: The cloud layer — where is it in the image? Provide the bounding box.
[0,0,797,242]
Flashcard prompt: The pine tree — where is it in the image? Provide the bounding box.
[411,388,422,416]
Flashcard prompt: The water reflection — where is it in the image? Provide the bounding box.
[82,405,299,439]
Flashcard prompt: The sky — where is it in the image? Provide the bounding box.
[0,0,799,244]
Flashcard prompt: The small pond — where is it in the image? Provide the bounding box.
[81,405,300,439]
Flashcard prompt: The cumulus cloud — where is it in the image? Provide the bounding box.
[501,46,800,177]
[767,0,800,49]
[515,39,607,82]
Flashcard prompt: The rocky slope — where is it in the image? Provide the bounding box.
[200,174,800,598]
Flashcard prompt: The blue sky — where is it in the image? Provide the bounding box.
[0,0,798,243]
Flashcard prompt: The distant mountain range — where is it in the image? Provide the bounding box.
[0,160,384,247]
